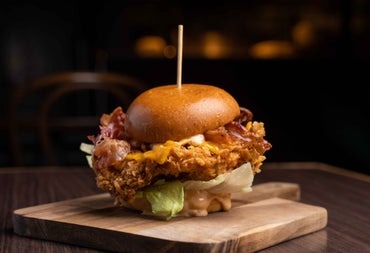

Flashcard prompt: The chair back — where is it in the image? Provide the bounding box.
[8,71,148,166]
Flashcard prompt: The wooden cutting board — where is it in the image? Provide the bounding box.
[13,182,327,253]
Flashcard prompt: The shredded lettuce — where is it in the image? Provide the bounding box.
[80,142,94,168]
[85,155,92,168]
[182,163,254,194]
[80,142,94,154]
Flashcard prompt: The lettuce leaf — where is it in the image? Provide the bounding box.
[80,142,94,154]
[142,180,184,220]
[182,163,254,194]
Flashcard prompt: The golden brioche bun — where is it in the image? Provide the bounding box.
[124,84,240,143]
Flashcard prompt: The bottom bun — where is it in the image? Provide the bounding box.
[120,189,232,217]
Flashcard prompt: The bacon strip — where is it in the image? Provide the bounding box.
[99,106,126,140]
[92,137,131,170]
[235,107,253,125]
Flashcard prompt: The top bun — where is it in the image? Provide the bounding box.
[125,84,240,143]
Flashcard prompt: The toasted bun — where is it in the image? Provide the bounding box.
[122,189,232,217]
[125,84,240,143]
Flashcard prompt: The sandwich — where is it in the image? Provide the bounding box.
[81,84,272,219]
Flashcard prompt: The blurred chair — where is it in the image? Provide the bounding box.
[8,71,148,166]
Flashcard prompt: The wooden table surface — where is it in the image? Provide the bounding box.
[1,162,369,253]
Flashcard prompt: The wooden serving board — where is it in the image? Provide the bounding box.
[13,182,327,253]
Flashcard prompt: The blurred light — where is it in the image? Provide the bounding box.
[202,32,231,59]
[134,36,166,58]
[249,40,295,59]
[292,21,316,48]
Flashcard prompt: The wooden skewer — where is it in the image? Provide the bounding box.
[177,24,183,89]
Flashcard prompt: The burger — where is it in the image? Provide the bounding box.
[81,84,272,219]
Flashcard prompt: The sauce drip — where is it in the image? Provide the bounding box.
[180,190,232,216]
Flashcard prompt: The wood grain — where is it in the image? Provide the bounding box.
[13,182,327,253]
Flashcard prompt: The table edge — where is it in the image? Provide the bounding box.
[263,162,370,183]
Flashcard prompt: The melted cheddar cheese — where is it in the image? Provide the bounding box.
[125,135,220,164]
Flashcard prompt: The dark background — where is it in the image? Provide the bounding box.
[0,1,369,174]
